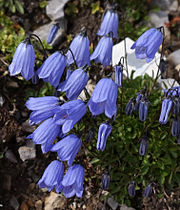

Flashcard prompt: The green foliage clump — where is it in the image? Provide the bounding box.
[0,0,24,14]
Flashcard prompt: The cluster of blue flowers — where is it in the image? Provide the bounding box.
[9,3,165,199]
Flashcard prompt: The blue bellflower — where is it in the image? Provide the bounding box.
[139,137,148,156]
[134,94,142,111]
[47,24,59,44]
[61,164,85,198]
[66,28,90,67]
[139,100,149,122]
[37,51,66,88]
[88,78,117,118]
[125,98,136,115]
[9,38,35,80]
[102,171,110,190]
[97,9,118,39]
[114,65,123,87]
[58,69,73,91]
[171,117,180,137]
[97,123,112,151]
[131,28,163,63]
[90,35,113,67]
[54,99,86,134]
[59,68,89,100]
[38,160,64,193]
[144,183,152,197]
[159,98,173,124]
[128,181,136,197]
[51,134,82,166]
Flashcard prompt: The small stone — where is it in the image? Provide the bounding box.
[5,150,18,163]
[7,81,19,88]
[10,196,19,210]
[175,64,180,71]
[120,204,136,210]
[167,49,180,66]
[35,200,42,210]
[20,201,28,210]
[82,204,86,209]
[45,192,66,210]
[18,146,36,161]
[107,197,119,210]
[16,136,25,143]
[3,175,11,191]
[40,187,48,193]
[0,95,4,107]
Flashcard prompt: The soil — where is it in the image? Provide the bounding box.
[0,0,180,210]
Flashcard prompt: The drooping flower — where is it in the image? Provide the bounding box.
[51,134,82,166]
[144,183,152,197]
[37,51,66,88]
[88,78,117,118]
[102,171,110,190]
[31,71,39,85]
[54,99,86,134]
[171,117,180,137]
[173,97,180,117]
[97,8,118,39]
[139,99,149,122]
[128,181,136,197]
[61,164,85,198]
[134,94,143,111]
[125,98,136,115]
[38,160,64,193]
[59,68,89,100]
[97,123,112,151]
[66,28,90,67]
[114,64,123,87]
[90,35,113,67]
[58,69,73,91]
[139,137,148,156]
[159,98,173,124]
[47,24,59,44]
[9,38,35,80]
[131,28,163,63]
[27,118,60,153]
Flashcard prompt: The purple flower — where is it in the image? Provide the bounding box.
[159,98,173,124]
[97,123,112,151]
[59,68,89,100]
[9,38,35,80]
[102,171,110,190]
[47,24,59,44]
[88,78,117,118]
[134,94,143,111]
[139,100,149,122]
[31,71,39,85]
[37,51,66,88]
[38,160,64,193]
[58,69,73,91]
[114,65,123,87]
[90,35,113,67]
[61,164,85,198]
[54,99,86,134]
[128,181,136,197]
[144,183,152,197]
[51,134,82,166]
[125,98,136,115]
[66,28,90,67]
[131,28,163,63]
[139,137,148,156]
[97,9,118,39]
[171,117,180,137]
[27,118,60,153]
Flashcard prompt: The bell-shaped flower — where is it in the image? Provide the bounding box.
[27,118,60,153]
[139,137,148,156]
[47,24,59,44]
[159,98,173,124]
[90,35,113,67]
[131,28,163,63]
[139,99,149,122]
[31,71,39,85]
[51,134,82,166]
[59,68,89,100]
[97,9,118,39]
[66,28,90,67]
[61,164,85,198]
[102,171,110,190]
[9,38,35,80]
[58,69,73,91]
[134,94,143,111]
[128,181,136,197]
[114,65,123,87]
[173,97,180,117]
[144,183,152,197]
[125,98,136,115]
[54,99,86,134]
[171,117,180,137]
[38,160,64,193]
[88,78,117,118]
[37,51,66,88]
[97,123,112,151]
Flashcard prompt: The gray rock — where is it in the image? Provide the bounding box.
[107,197,119,210]
[167,49,180,66]
[46,0,70,21]
[45,192,66,210]
[0,95,4,107]
[150,0,174,11]
[158,78,179,90]
[120,204,136,210]
[10,196,19,210]
[18,146,36,161]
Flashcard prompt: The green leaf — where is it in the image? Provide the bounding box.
[39,1,48,8]
[10,4,16,13]
[14,0,24,14]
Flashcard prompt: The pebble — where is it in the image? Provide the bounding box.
[0,95,4,107]
[5,150,18,163]
[167,49,180,66]
[35,200,42,210]
[175,64,180,72]
[6,81,19,88]
[18,146,36,161]
[107,197,119,210]
[44,192,66,210]
[10,196,19,210]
